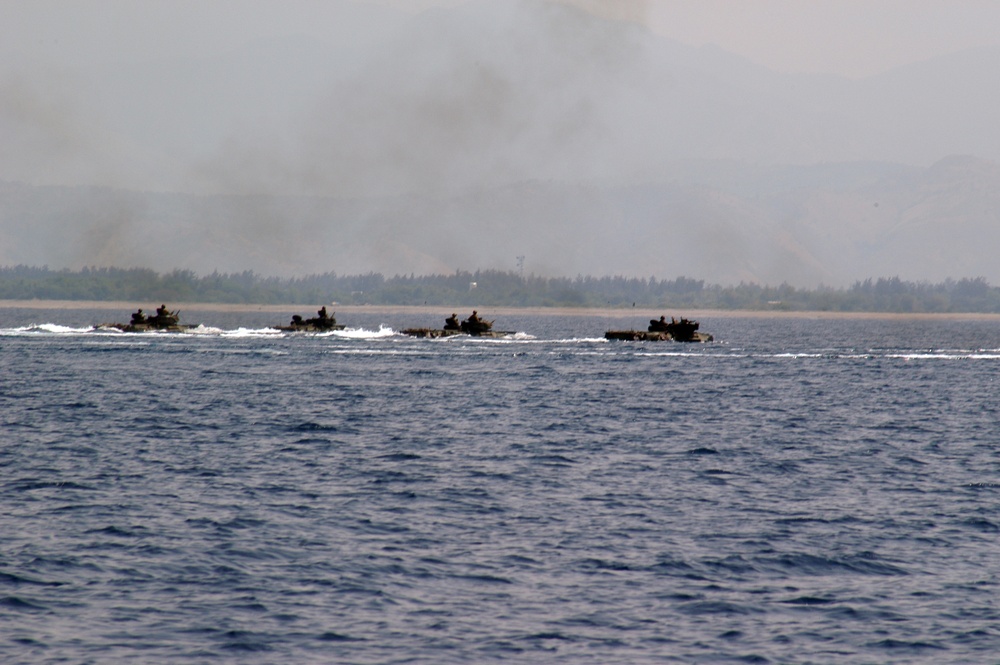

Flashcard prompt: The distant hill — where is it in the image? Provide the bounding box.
[3,155,999,287]
[3,1,1000,285]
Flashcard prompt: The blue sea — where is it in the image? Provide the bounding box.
[2,307,1000,664]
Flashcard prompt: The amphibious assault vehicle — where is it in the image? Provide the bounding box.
[102,305,197,333]
[402,311,514,338]
[605,316,713,342]
[277,306,345,332]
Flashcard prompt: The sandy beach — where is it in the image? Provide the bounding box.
[3,300,1000,321]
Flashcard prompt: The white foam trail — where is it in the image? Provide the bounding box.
[888,352,1000,360]
[331,325,397,339]
[42,323,95,334]
[185,324,224,335]
[634,351,706,357]
[550,337,606,344]
[220,327,284,338]
[774,353,824,358]
[1,324,96,335]
[327,348,427,356]
[466,334,531,343]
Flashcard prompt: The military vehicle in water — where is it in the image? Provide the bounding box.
[605,315,713,342]
[402,311,515,338]
[277,306,345,332]
[103,305,197,333]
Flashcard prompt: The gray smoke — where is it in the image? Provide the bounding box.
[2,0,999,285]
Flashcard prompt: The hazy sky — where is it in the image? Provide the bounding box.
[2,0,999,284]
[3,0,998,193]
[2,0,999,78]
[644,0,1000,78]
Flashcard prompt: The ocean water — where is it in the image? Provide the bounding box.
[2,308,1000,664]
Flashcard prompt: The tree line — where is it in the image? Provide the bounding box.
[1,265,1000,313]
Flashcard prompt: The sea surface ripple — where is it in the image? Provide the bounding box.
[2,309,999,663]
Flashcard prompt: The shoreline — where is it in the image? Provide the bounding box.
[3,300,1000,321]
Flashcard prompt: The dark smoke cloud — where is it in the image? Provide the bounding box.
[3,0,1000,285]
[189,0,655,199]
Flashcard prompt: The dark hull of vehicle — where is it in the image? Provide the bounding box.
[102,323,199,333]
[401,328,515,339]
[605,330,714,342]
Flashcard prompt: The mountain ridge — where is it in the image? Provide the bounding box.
[2,155,997,287]
[2,1,998,285]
